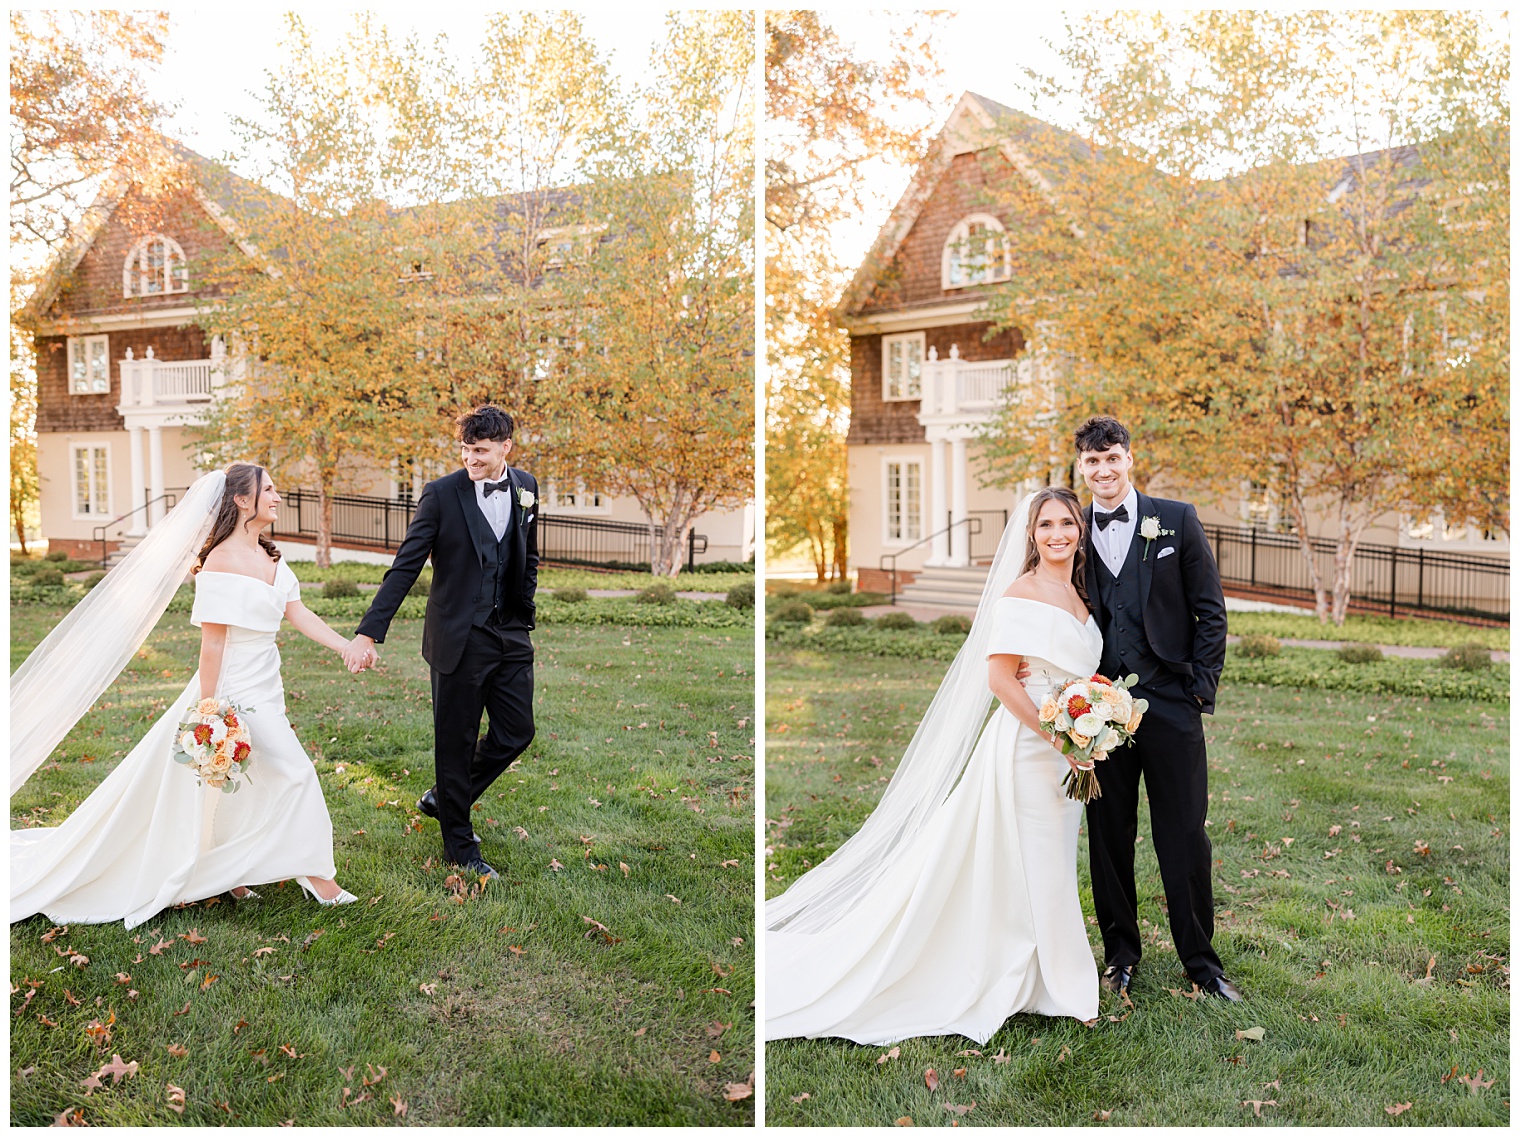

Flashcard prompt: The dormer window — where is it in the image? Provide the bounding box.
[942,214,1010,289]
[123,234,188,298]
[535,223,607,268]
[399,259,434,282]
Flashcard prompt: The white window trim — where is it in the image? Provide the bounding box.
[66,335,111,396]
[882,331,925,403]
[882,456,925,547]
[70,441,113,520]
[122,233,189,299]
[941,212,1011,290]
[545,481,612,515]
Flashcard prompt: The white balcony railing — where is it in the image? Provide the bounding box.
[918,345,1028,421]
[119,345,222,410]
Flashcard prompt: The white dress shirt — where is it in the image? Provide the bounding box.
[473,470,513,542]
[1093,486,1138,577]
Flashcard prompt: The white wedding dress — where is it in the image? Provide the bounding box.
[766,597,1102,1045]
[11,561,337,929]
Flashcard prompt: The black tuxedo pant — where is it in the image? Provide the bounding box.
[430,623,535,864]
[1085,674,1224,984]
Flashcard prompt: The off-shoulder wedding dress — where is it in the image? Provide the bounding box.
[11,560,337,929]
[766,597,1102,1045]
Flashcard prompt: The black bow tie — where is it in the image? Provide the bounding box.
[482,478,511,498]
[1095,504,1129,530]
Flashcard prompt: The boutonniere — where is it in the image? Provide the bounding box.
[517,487,535,519]
[1139,515,1175,560]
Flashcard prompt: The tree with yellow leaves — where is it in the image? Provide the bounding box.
[979,10,1507,623]
[765,10,948,581]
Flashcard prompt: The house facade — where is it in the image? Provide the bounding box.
[839,93,1506,608]
[18,148,753,566]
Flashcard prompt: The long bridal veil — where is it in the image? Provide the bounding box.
[11,470,227,793]
[765,491,1037,936]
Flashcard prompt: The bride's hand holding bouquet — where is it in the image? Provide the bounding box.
[1038,673,1148,803]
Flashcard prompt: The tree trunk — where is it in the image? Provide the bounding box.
[13,502,28,555]
[1283,479,1329,622]
[650,517,687,578]
[830,515,848,583]
[316,478,333,570]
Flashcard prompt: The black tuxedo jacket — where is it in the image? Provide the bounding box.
[1083,491,1227,713]
[356,466,539,675]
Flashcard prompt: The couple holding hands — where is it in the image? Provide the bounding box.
[11,405,538,927]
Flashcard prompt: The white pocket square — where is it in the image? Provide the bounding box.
[1157,546,1176,559]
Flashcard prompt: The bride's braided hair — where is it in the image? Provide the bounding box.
[1018,485,1089,608]
[192,463,283,574]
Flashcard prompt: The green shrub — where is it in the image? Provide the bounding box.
[82,571,108,591]
[770,599,815,624]
[826,579,852,595]
[32,567,65,588]
[874,611,918,631]
[1226,647,1507,702]
[45,549,68,563]
[1336,642,1383,664]
[931,614,973,636]
[407,574,431,597]
[637,582,678,605]
[322,578,361,599]
[555,587,590,603]
[825,607,867,627]
[1238,634,1282,658]
[1440,642,1494,671]
[726,580,755,610]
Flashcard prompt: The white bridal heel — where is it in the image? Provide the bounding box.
[294,876,358,906]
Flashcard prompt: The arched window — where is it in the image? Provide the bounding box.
[123,234,189,298]
[941,213,1010,290]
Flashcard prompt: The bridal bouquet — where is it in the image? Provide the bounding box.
[1038,674,1148,803]
[171,697,253,793]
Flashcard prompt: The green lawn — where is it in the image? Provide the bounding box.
[764,647,1508,1127]
[10,602,755,1126]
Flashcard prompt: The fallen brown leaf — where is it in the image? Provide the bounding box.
[791,1093,811,1103]
[1386,1102,1413,1116]
[723,1081,753,1101]
[1242,1100,1278,1117]
[877,1046,901,1065]
[166,1044,188,1058]
[924,1067,939,1092]
[944,1102,976,1117]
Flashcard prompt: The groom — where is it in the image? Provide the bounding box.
[345,405,538,881]
[1074,415,1240,1001]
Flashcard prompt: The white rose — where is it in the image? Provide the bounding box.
[518,488,536,508]
[179,731,199,753]
[209,719,229,745]
[1055,710,1073,732]
[1140,516,1161,540]
[1099,726,1121,750]
[1075,712,1105,737]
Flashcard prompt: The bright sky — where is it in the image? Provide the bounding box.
[821,8,1083,269]
[149,8,670,166]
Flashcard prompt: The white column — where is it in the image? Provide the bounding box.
[148,426,166,526]
[127,427,147,536]
[949,435,969,567]
[927,437,949,565]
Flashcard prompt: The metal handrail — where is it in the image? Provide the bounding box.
[878,516,984,604]
[93,493,178,567]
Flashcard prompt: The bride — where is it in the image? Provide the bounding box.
[12,463,360,929]
[766,487,1102,1044]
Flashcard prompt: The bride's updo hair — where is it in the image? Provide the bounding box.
[1019,485,1089,607]
[192,463,283,575]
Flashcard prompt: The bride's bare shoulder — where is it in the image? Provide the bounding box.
[1001,574,1039,600]
[199,545,243,575]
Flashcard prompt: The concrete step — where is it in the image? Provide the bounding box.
[898,564,993,610]
[104,536,144,567]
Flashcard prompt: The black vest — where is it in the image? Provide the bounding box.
[472,517,520,628]
[1095,536,1168,688]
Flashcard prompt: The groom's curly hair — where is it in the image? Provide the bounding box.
[456,405,515,444]
[1074,415,1131,453]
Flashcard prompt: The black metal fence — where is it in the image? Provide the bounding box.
[268,488,708,570]
[1204,524,1508,623]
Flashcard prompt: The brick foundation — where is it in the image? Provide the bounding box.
[39,537,125,562]
[856,567,918,594]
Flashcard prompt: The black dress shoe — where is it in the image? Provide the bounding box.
[417,788,480,842]
[453,858,499,881]
[1100,963,1135,995]
[1200,975,1243,1002]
